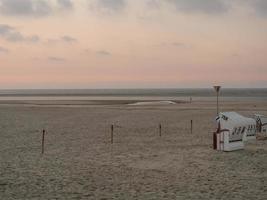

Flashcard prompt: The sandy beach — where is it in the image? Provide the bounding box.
[0,99,266,199]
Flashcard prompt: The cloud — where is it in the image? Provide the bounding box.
[147,0,161,9]
[252,0,267,17]
[61,35,77,43]
[167,0,267,18]
[0,24,40,42]
[0,0,73,17]
[0,0,52,16]
[46,35,77,44]
[90,0,126,14]
[57,0,73,9]
[0,46,8,53]
[154,42,188,48]
[171,42,186,47]
[48,56,66,62]
[96,50,111,56]
[167,0,229,14]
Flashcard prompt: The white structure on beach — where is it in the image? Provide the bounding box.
[255,114,267,133]
[213,112,256,151]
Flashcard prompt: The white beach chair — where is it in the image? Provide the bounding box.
[213,112,256,151]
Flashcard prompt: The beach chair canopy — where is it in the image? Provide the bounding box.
[216,112,256,142]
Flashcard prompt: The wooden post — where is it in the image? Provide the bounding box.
[213,132,217,150]
[190,120,193,134]
[213,86,221,116]
[159,124,162,137]
[111,125,114,144]
[42,129,45,154]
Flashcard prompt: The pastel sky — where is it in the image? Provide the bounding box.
[0,0,267,89]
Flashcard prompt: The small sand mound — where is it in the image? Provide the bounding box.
[128,100,176,106]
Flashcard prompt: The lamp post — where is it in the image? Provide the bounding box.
[213,86,221,116]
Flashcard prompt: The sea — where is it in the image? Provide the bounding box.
[0,88,266,101]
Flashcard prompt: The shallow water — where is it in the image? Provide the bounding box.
[0,88,266,102]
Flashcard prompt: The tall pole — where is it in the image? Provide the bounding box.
[216,91,219,116]
[213,86,221,116]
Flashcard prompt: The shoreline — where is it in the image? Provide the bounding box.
[0,100,187,107]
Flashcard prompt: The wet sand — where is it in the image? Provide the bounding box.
[0,100,266,199]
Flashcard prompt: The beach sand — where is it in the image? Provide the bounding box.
[0,100,266,199]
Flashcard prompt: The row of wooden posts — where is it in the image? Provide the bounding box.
[41,120,194,154]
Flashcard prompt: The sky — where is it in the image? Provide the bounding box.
[0,0,267,89]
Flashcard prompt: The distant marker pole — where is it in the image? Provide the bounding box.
[213,86,221,116]
[111,125,114,144]
[42,129,45,154]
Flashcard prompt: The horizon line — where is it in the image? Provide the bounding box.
[0,87,267,90]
